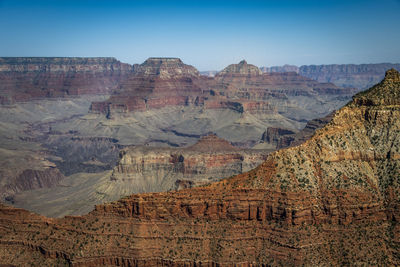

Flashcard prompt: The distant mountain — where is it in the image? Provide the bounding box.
[260,64,299,73]
[260,62,400,89]
[200,70,218,77]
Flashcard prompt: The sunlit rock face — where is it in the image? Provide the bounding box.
[0,57,133,104]
[0,70,399,266]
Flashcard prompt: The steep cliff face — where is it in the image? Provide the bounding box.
[298,63,400,89]
[2,167,64,201]
[90,58,206,115]
[134,57,199,78]
[211,61,355,125]
[0,57,133,104]
[260,112,335,149]
[111,134,269,192]
[260,63,400,89]
[90,59,354,122]
[213,62,355,98]
[0,70,398,266]
[216,60,262,76]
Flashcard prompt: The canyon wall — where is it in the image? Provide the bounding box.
[111,134,269,192]
[260,112,335,149]
[0,69,398,266]
[261,62,400,89]
[0,57,133,104]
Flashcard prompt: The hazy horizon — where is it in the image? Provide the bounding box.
[1,0,399,71]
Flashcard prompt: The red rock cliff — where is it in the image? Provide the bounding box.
[0,70,398,266]
[0,57,133,104]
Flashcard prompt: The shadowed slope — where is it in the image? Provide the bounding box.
[0,70,399,266]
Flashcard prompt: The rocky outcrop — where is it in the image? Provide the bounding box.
[261,127,296,146]
[0,57,133,104]
[2,167,64,200]
[134,57,199,78]
[216,60,262,76]
[89,59,355,119]
[89,58,206,115]
[0,70,398,266]
[111,134,269,192]
[214,65,355,98]
[43,136,122,176]
[260,112,335,149]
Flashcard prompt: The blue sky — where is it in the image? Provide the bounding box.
[0,0,399,70]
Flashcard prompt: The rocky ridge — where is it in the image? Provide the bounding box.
[0,69,398,266]
[89,57,205,115]
[90,59,355,120]
[0,57,133,104]
[260,62,400,89]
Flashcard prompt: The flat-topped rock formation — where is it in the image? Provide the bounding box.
[0,57,132,104]
[134,57,199,78]
[299,63,400,89]
[260,62,400,89]
[111,134,268,192]
[0,69,398,266]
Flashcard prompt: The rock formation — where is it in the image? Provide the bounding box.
[299,63,400,89]
[260,64,299,73]
[260,62,400,89]
[111,134,269,192]
[0,57,133,104]
[89,59,355,121]
[0,69,398,266]
[0,58,360,216]
[90,57,206,115]
[216,60,263,76]
[260,112,335,149]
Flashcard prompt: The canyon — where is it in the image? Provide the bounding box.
[0,68,398,266]
[0,57,132,104]
[261,62,400,89]
[0,57,395,219]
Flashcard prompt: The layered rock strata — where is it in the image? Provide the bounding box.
[111,134,269,192]
[0,57,132,104]
[90,59,355,121]
[0,70,398,266]
[90,58,206,115]
[260,112,335,149]
[260,62,400,89]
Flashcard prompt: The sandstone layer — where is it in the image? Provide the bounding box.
[0,57,132,104]
[111,134,269,193]
[0,70,398,266]
[89,58,205,116]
